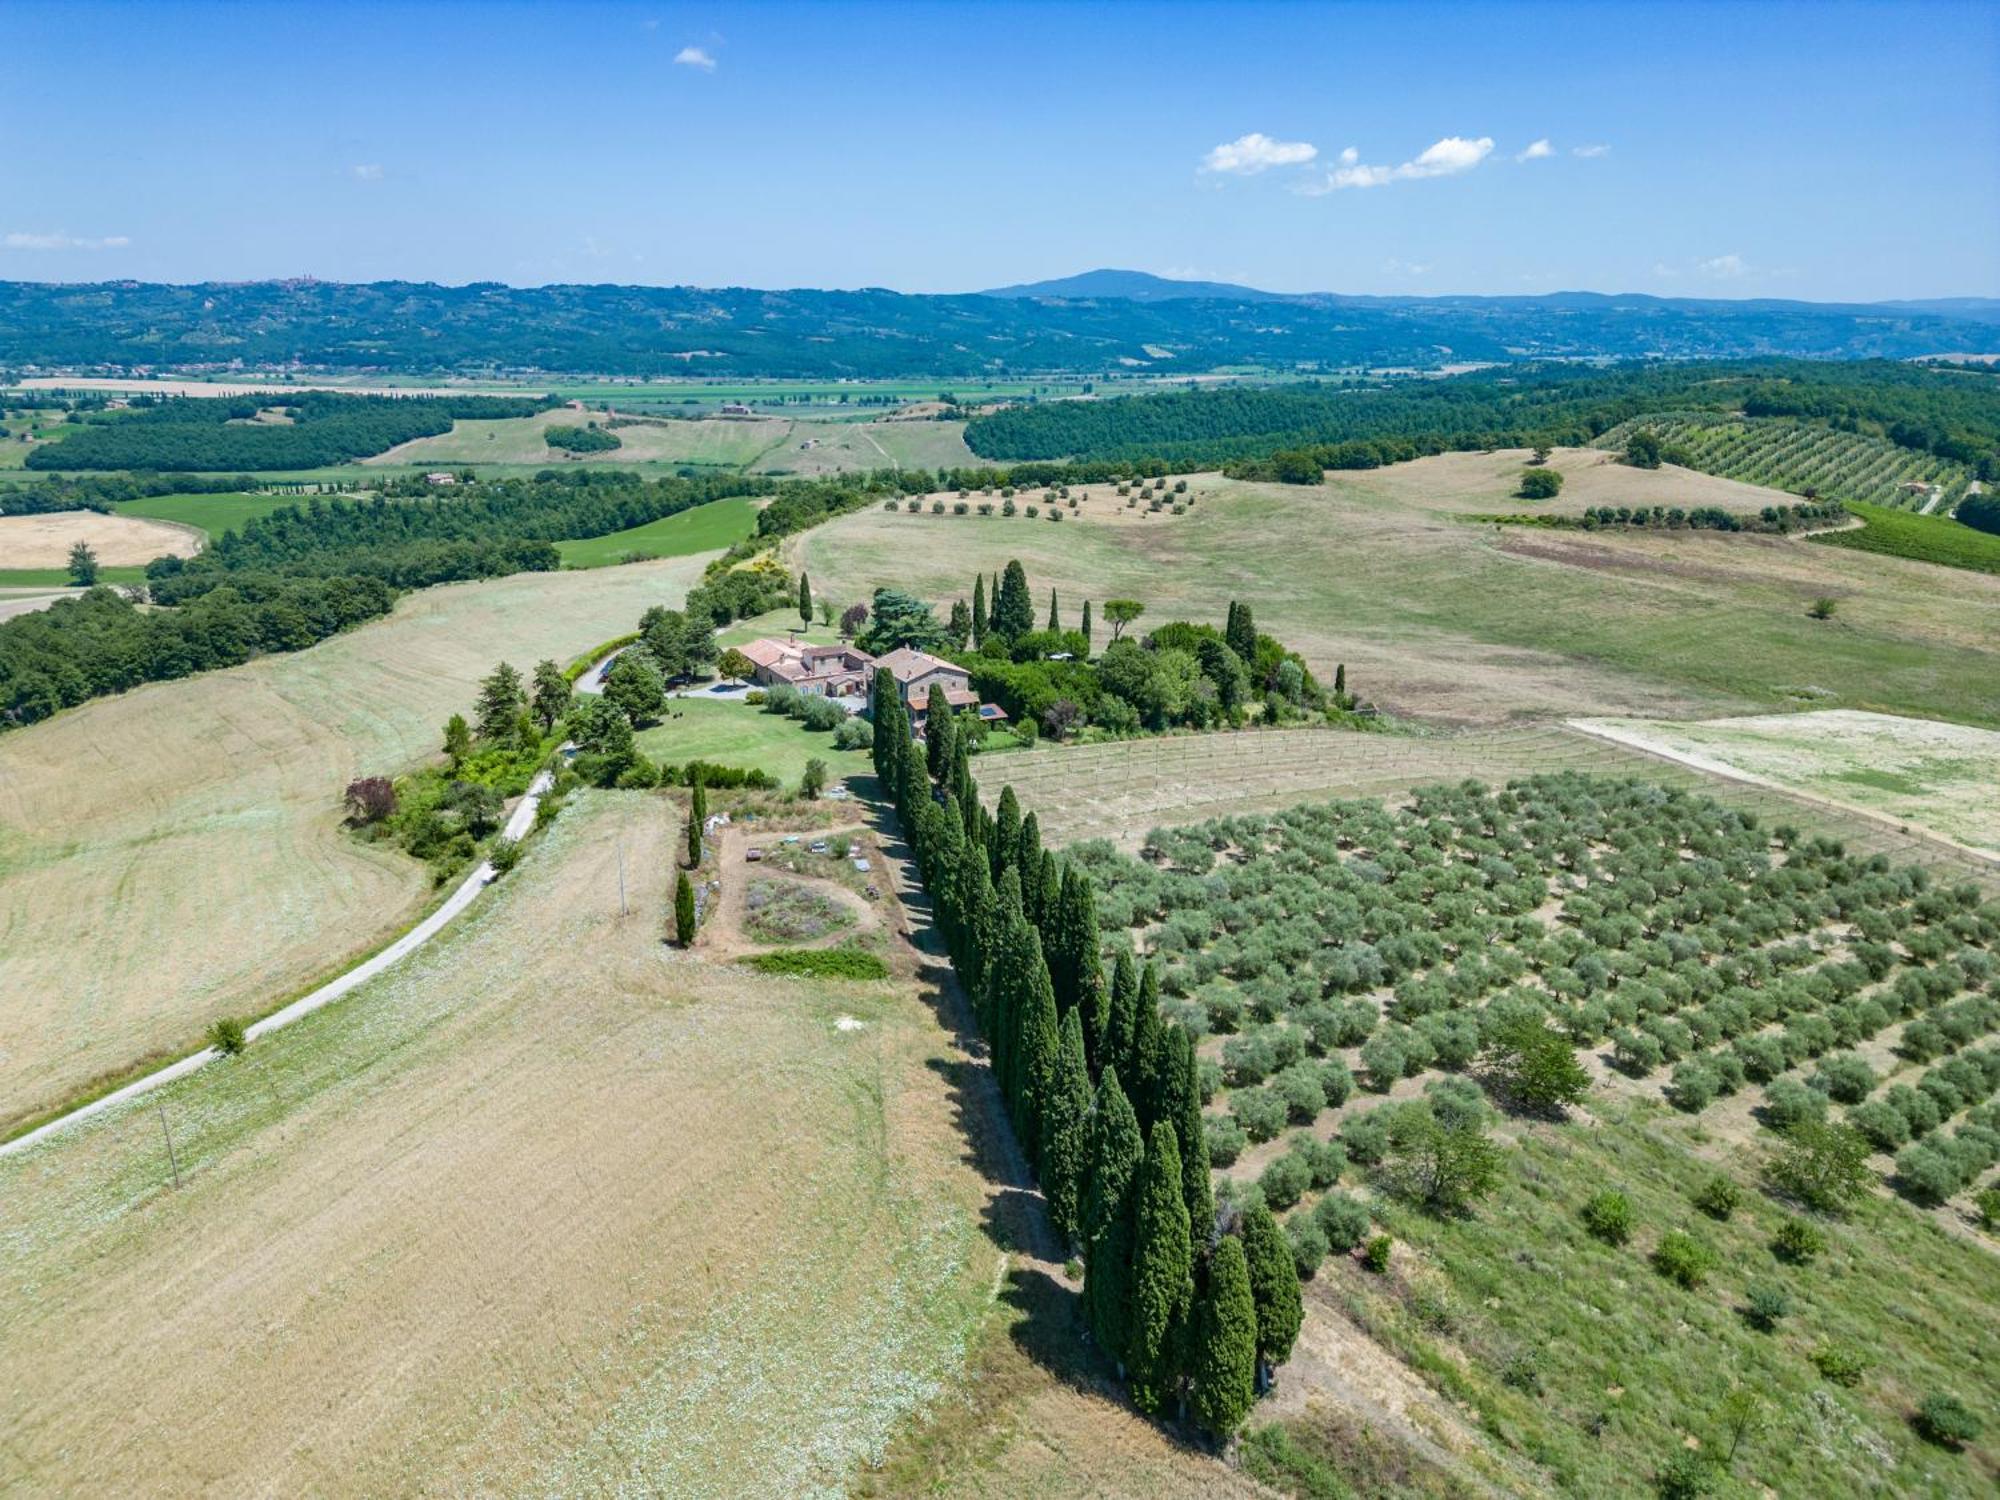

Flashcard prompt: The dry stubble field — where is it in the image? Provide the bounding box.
[0,509,202,566]
[0,555,710,1132]
[0,795,990,1495]
[796,451,2000,730]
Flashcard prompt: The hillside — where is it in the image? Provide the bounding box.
[3,279,1995,377]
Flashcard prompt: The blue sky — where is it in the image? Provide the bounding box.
[4,0,1996,299]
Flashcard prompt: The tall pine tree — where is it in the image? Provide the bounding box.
[992,786,1021,883]
[1162,1026,1215,1240]
[1225,599,1256,664]
[1106,950,1139,1081]
[926,682,955,781]
[971,572,987,647]
[1047,587,1060,632]
[1130,963,1166,1130]
[1013,927,1061,1164]
[798,572,813,628]
[1127,1121,1193,1417]
[1082,1067,1144,1372]
[1080,600,1093,656]
[1041,1008,1092,1246]
[1189,1237,1258,1441]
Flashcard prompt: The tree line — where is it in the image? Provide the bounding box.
[964,361,2000,482]
[867,667,1302,1442]
[26,392,552,472]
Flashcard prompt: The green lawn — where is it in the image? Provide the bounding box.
[112,490,297,542]
[0,565,146,588]
[1812,501,2000,577]
[555,497,761,568]
[633,696,869,788]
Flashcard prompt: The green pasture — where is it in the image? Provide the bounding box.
[555,496,760,568]
[112,491,297,542]
[632,695,869,788]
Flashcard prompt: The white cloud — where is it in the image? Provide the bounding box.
[1302,134,1494,193]
[3,231,130,251]
[1517,138,1554,162]
[1200,132,1318,175]
[351,163,383,182]
[674,45,717,71]
[1696,253,1749,279]
[1572,143,1610,158]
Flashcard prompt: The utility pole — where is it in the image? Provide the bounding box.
[155,1098,181,1191]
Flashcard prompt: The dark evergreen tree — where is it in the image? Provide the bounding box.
[1042,1008,1092,1246]
[1239,1199,1304,1386]
[1014,927,1061,1162]
[688,772,707,866]
[993,559,1034,640]
[1189,1236,1258,1441]
[1080,599,1093,656]
[1163,1026,1215,1239]
[971,572,987,647]
[1127,1121,1193,1417]
[529,658,571,732]
[1047,587,1060,632]
[992,785,1022,883]
[926,682,955,782]
[1225,599,1256,665]
[674,871,696,947]
[797,571,812,628]
[475,661,526,741]
[1131,963,1166,1129]
[1107,950,1140,1080]
[1083,1067,1144,1372]
[947,597,971,648]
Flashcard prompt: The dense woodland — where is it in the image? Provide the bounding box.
[24,392,549,471]
[2,280,1992,377]
[965,361,2000,480]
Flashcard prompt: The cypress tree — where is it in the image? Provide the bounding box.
[1080,599,1093,656]
[798,571,813,628]
[1038,850,1061,945]
[1335,662,1347,700]
[993,786,1021,882]
[1189,1237,1258,1441]
[1107,950,1139,1080]
[926,682,955,782]
[1131,963,1166,1129]
[688,774,707,867]
[1225,599,1256,664]
[971,572,987,646]
[994,559,1034,640]
[1083,1067,1144,1371]
[674,871,696,947]
[1163,1026,1215,1240]
[1127,1121,1193,1417]
[1042,1008,1092,1245]
[1239,1199,1304,1386]
[1015,813,1044,922]
[1047,586,1060,632]
[990,872,1027,1098]
[1015,926,1061,1157]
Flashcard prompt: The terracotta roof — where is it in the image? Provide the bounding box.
[908,684,978,710]
[873,646,969,683]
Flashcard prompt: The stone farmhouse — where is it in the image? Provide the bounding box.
[737,638,998,732]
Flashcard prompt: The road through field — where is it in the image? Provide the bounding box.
[0,769,554,1159]
[0,555,712,1132]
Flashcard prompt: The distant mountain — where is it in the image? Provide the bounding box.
[1876,298,2000,325]
[979,268,1292,303]
[2,278,1995,377]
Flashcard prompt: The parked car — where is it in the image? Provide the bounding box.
[745,847,764,862]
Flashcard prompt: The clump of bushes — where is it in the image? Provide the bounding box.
[1652,1229,1718,1288]
[1913,1392,1982,1450]
[1581,1189,1633,1245]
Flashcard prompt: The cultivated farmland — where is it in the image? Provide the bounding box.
[0,553,714,1132]
[794,457,2000,729]
[0,794,991,1495]
[0,508,200,566]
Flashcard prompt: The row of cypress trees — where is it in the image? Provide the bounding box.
[870,666,1303,1442]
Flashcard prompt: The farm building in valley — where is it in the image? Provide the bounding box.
[870,646,978,729]
[739,638,874,697]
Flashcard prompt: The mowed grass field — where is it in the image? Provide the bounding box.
[112,490,298,541]
[0,554,715,1132]
[554,495,760,567]
[634,695,870,788]
[1813,500,2000,576]
[0,794,998,1495]
[794,452,2000,729]
[0,509,200,566]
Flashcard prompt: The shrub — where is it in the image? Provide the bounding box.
[740,946,889,980]
[1693,1174,1742,1221]
[1813,1053,1876,1104]
[207,1016,248,1056]
[487,837,522,875]
[1666,1060,1720,1113]
[1274,1063,1328,1122]
[1767,1119,1871,1213]
[1652,1229,1718,1288]
[1581,1189,1633,1245]
[1975,1185,2000,1230]
[1894,1141,1964,1205]
[1772,1216,1825,1264]
[1810,1342,1870,1387]
[1341,1109,1393,1165]
[1762,1077,1827,1131]
[1656,1450,1718,1500]
[1914,1393,1982,1449]
[1205,1114,1248,1167]
[1743,1282,1791,1331]
[832,716,873,750]
[1286,1214,1329,1278]
[1313,1192,1371,1252]
[1231,1086,1287,1143]
[1363,1234,1393,1272]
[1517,467,1564,500]
[1260,1152,1312,1212]
[1295,1136,1347,1189]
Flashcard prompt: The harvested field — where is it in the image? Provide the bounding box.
[1572,709,2000,859]
[0,509,201,567]
[794,457,2000,729]
[0,554,714,1132]
[0,794,993,1496]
